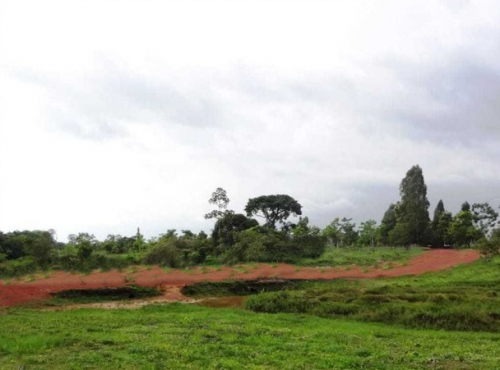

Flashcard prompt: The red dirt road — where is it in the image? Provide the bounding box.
[0,249,479,308]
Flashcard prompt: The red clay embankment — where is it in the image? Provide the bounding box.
[0,249,480,308]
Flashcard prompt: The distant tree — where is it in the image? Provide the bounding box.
[358,220,378,248]
[323,218,342,247]
[292,217,321,237]
[133,227,146,251]
[432,200,446,247]
[323,217,358,247]
[436,211,453,247]
[245,194,302,229]
[472,203,499,236]
[212,213,258,247]
[379,204,397,245]
[476,228,500,259]
[204,187,233,220]
[68,233,98,261]
[449,209,481,247]
[22,230,57,267]
[461,201,471,212]
[396,165,431,245]
[339,217,358,247]
[388,222,412,247]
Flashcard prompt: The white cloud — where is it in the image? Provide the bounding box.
[1,0,500,240]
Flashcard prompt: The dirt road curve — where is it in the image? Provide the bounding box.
[0,249,480,308]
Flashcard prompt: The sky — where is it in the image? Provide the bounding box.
[1,0,500,241]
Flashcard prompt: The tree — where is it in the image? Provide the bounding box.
[379,204,397,245]
[396,165,431,245]
[68,233,98,261]
[339,217,358,247]
[245,194,302,229]
[292,217,321,237]
[212,213,258,247]
[436,211,453,247]
[358,220,378,248]
[204,187,233,220]
[431,200,446,247]
[449,209,480,247]
[476,228,500,259]
[472,203,499,236]
[322,218,342,247]
[22,230,57,266]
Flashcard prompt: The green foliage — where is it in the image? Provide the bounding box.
[219,226,326,264]
[396,165,431,245]
[143,239,182,268]
[357,220,378,247]
[0,230,57,264]
[476,228,500,259]
[245,194,302,229]
[0,257,38,277]
[431,200,446,247]
[22,230,57,267]
[296,246,423,267]
[379,204,397,245]
[212,213,258,248]
[322,217,358,247]
[449,209,481,247]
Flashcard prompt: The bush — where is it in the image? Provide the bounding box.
[291,234,326,259]
[144,240,182,268]
[0,257,38,277]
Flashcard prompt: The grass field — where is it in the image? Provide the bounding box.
[245,264,500,332]
[1,252,499,369]
[1,303,500,369]
[296,246,423,266]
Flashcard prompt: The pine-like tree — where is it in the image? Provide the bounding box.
[431,200,446,247]
[397,165,431,245]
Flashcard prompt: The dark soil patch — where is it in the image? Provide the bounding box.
[181,278,300,297]
[52,285,161,303]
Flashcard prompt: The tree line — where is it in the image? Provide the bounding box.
[1,165,499,276]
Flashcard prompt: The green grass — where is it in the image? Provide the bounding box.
[297,246,424,267]
[245,257,500,332]
[1,304,500,369]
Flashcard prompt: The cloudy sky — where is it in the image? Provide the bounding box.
[1,0,500,241]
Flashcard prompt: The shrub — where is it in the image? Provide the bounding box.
[144,240,182,268]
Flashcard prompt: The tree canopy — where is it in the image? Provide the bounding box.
[244,194,302,229]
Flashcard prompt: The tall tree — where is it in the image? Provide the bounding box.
[379,203,397,245]
[245,194,302,229]
[358,220,378,248]
[397,165,430,245]
[204,187,233,220]
[432,200,446,247]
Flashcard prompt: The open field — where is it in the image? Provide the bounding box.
[1,248,497,369]
[2,302,500,369]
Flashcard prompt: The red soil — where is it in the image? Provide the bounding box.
[0,249,479,308]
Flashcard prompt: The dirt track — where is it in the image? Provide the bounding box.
[0,249,480,308]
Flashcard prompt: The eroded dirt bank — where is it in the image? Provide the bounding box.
[0,249,480,308]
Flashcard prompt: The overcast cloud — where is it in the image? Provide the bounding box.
[1,0,500,241]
